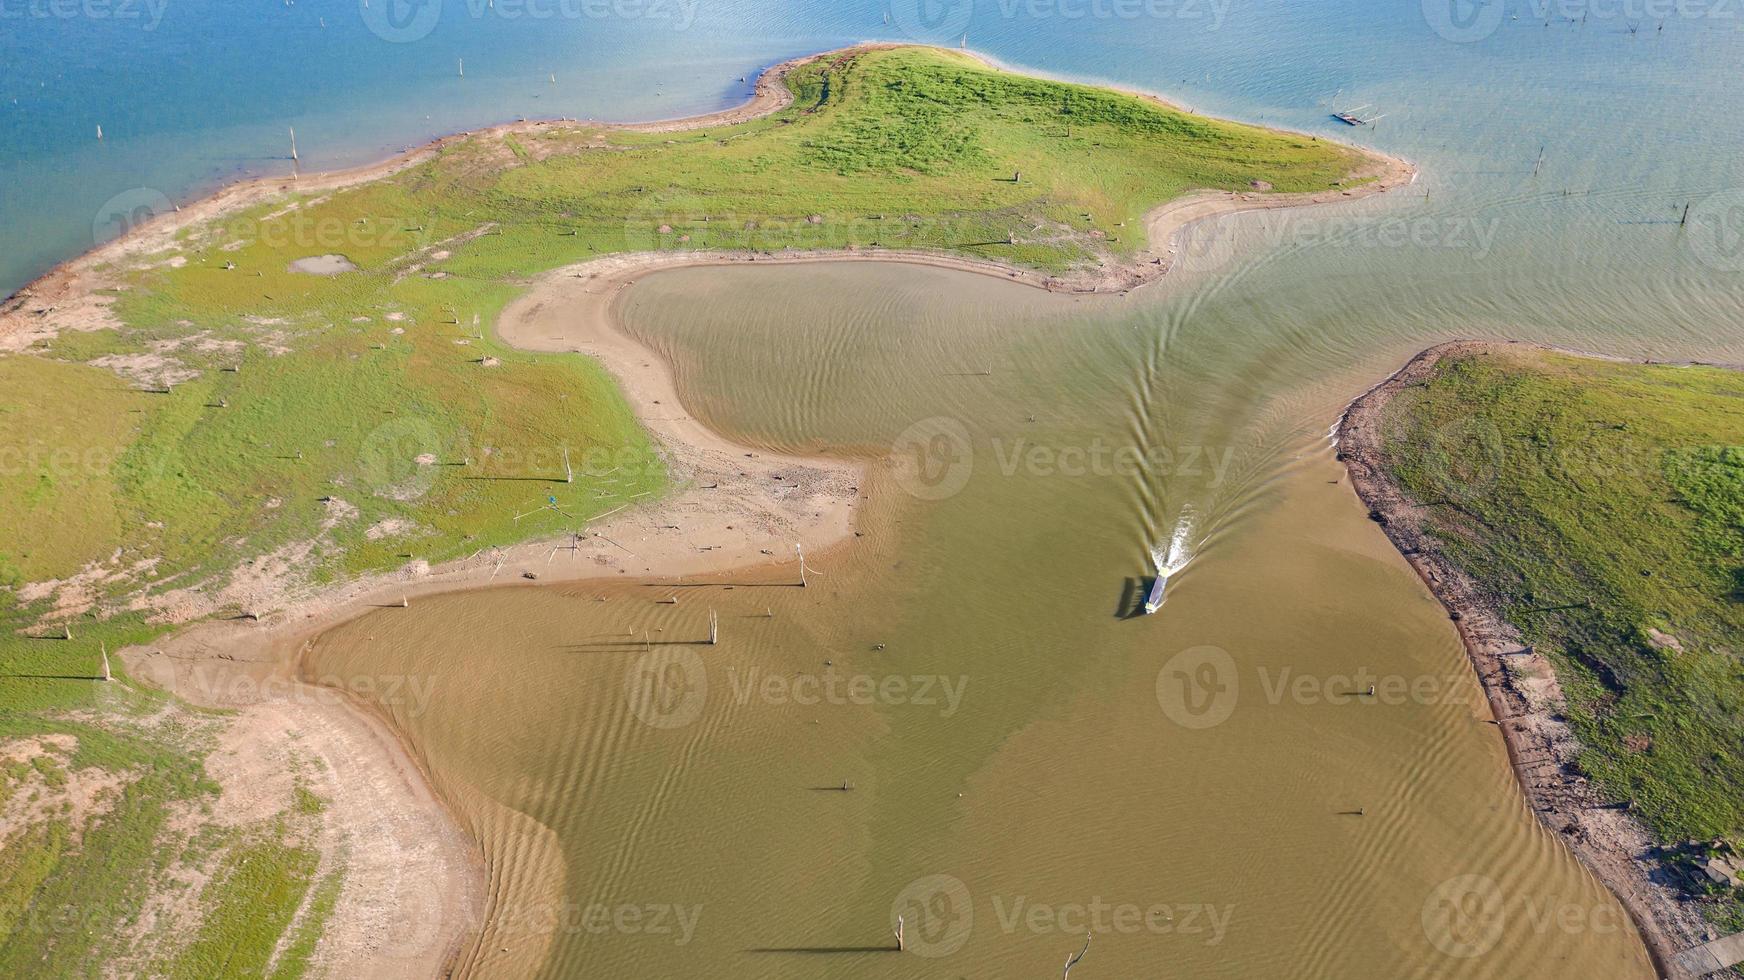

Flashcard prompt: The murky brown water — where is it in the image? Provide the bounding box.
[300,259,1712,978]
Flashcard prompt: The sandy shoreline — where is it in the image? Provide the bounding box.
[1337,340,1731,980]
[34,42,1420,977]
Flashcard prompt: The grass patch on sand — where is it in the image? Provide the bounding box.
[1377,346,1744,925]
[0,697,342,977]
[0,699,211,975]
[164,831,320,979]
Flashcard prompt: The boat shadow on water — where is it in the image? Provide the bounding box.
[1114,575,1166,620]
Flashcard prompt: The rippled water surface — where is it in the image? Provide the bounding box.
[27,0,1744,975]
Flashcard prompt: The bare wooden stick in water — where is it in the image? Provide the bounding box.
[1062,932,1091,979]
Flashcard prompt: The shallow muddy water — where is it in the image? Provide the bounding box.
[304,260,1715,977]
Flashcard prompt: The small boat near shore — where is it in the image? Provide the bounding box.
[1332,105,1384,126]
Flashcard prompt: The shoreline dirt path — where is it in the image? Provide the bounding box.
[75,44,1420,978]
[1336,340,1728,980]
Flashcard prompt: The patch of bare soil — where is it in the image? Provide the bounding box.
[288,254,360,275]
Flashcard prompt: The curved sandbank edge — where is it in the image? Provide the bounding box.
[1336,340,1728,980]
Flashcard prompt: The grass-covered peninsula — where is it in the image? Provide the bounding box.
[1347,342,1744,949]
[0,45,1392,974]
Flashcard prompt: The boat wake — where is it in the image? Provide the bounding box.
[1144,507,1197,613]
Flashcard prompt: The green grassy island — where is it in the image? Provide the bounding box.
[1354,343,1744,942]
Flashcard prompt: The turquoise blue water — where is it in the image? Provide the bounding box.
[7,0,1744,315]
